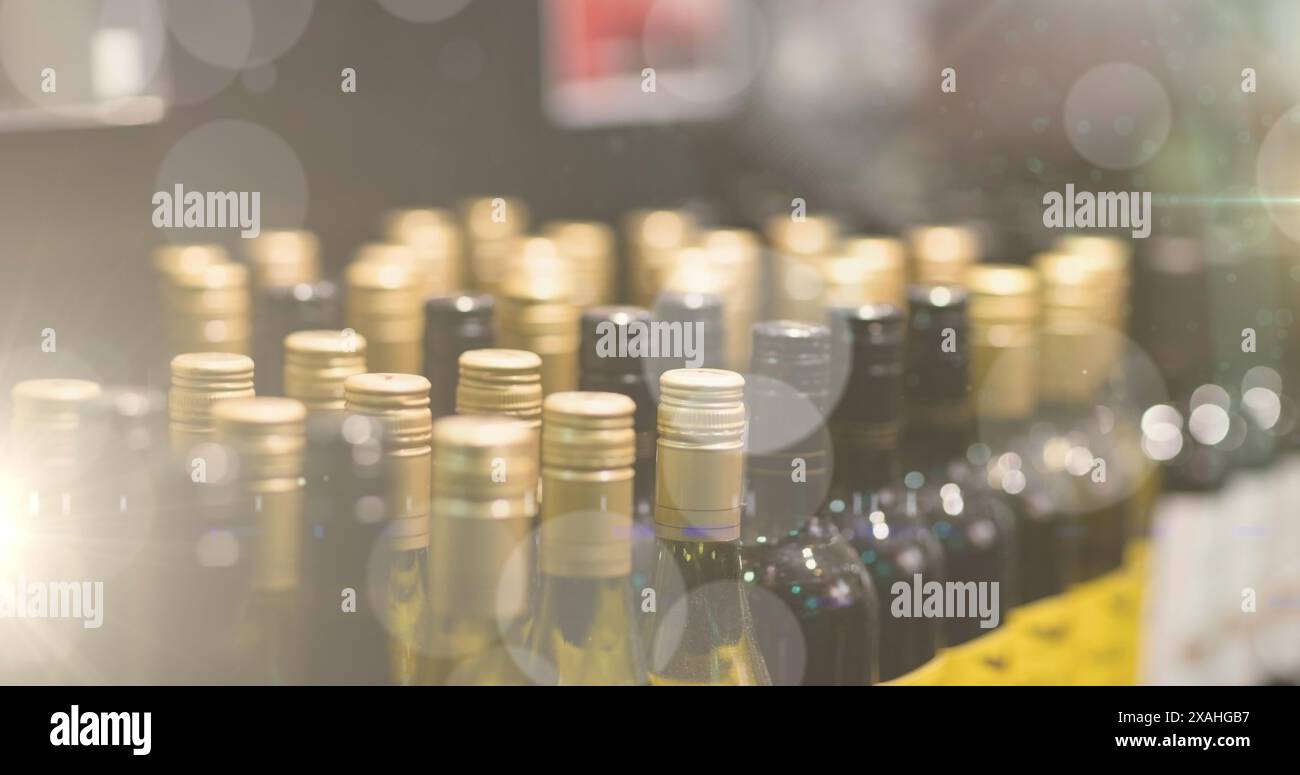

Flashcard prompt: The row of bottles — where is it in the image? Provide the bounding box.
[5,200,1297,685]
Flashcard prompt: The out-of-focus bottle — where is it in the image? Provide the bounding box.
[165,261,252,360]
[900,285,1017,647]
[168,351,256,454]
[831,236,909,310]
[907,224,981,286]
[579,307,656,526]
[283,329,368,415]
[152,243,229,315]
[344,372,433,685]
[384,207,464,294]
[426,415,537,684]
[1,378,103,684]
[72,387,168,684]
[740,320,879,685]
[650,290,725,398]
[704,229,764,370]
[642,368,771,685]
[965,265,1063,602]
[461,196,529,295]
[299,409,395,684]
[498,237,580,395]
[424,294,495,420]
[244,230,321,290]
[625,209,697,307]
[521,391,647,685]
[211,397,309,684]
[823,304,944,681]
[545,220,616,308]
[766,214,839,323]
[345,256,423,375]
[245,230,340,395]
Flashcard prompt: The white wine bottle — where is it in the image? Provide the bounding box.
[426,415,537,685]
[523,391,647,685]
[643,368,771,685]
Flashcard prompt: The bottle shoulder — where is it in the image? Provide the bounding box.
[740,521,875,606]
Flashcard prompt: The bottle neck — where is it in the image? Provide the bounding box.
[827,419,901,494]
[742,439,828,541]
[901,397,974,471]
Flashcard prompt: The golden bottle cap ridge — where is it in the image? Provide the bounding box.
[429,414,537,619]
[213,396,307,593]
[908,224,981,285]
[456,348,543,421]
[344,372,432,551]
[542,391,636,469]
[655,368,746,542]
[168,352,256,440]
[244,230,320,288]
[284,329,368,413]
[541,391,636,579]
[657,368,747,441]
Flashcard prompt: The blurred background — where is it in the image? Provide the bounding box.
[0,0,1296,392]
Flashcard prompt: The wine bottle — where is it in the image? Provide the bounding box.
[1,379,104,684]
[71,387,168,685]
[1030,252,1133,585]
[741,320,879,685]
[245,230,337,395]
[499,237,581,395]
[522,391,647,685]
[425,294,495,420]
[901,285,1017,646]
[823,304,945,680]
[642,368,771,685]
[155,355,254,683]
[966,265,1065,603]
[343,372,434,686]
[426,415,537,685]
[650,289,726,395]
[211,397,310,684]
[579,306,658,591]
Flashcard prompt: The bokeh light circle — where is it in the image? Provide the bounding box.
[1063,62,1171,170]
